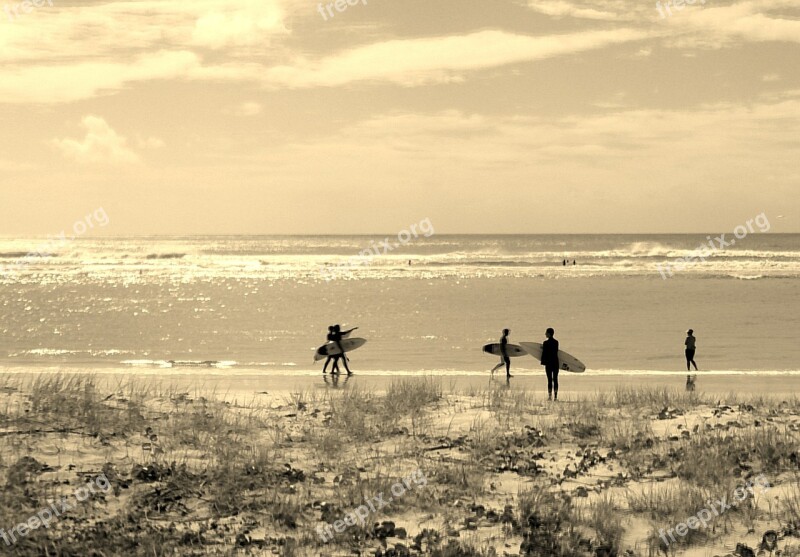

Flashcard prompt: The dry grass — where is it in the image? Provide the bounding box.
[0,376,798,556]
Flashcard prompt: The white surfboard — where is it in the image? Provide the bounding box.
[483,343,528,357]
[519,342,586,373]
[314,338,367,362]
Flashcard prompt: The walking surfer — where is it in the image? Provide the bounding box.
[332,324,357,375]
[322,326,337,374]
[322,324,358,375]
[541,328,559,400]
[685,329,698,371]
[490,329,512,379]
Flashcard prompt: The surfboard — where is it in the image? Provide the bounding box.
[482,343,528,357]
[519,342,586,373]
[314,338,367,361]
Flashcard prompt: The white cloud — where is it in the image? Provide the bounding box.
[0,0,291,64]
[524,0,631,21]
[261,28,650,88]
[663,0,800,45]
[0,51,201,104]
[52,115,140,164]
[191,1,287,49]
[0,26,651,103]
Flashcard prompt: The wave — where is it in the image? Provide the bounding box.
[19,349,134,357]
[121,359,236,368]
[146,253,186,260]
[0,251,37,259]
[0,251,59,259]
[2,236,799,281]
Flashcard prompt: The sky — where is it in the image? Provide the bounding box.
[0,0,798,235]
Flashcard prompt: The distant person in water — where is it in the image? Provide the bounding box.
[685,329,698,371]
[541,328,560,400]
[562,259,567,266]
[490,329,512,379]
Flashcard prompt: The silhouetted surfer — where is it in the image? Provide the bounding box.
[332,324,357,375]
[541,328,559,400]
[491,329,512,379]
[685,329,698,371]
[322,326,337,374]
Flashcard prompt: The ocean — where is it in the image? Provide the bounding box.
[1,234,798,377]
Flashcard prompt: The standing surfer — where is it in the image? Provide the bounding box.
[490,329,512,379]
[685,329,698,371]
[541,328,559,400]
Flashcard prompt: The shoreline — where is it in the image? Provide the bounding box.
[4,368,800,401]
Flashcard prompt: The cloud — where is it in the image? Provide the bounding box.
[0,26,651,103]
[227,102,263,116]
[0,0,292,103]
[0,0,290,64]
[256,91,800,176]
[663,0,800,45]
[261,28,650,88]
[0,51,201,104]
[190,1,288,49]
[52,115,140,164]
[522,0,800,47]
[0,0,798,107]
[523,0,631,21]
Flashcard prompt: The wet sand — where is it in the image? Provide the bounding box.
[5,368,800,402]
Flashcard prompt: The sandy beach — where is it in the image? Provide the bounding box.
[2,0,798,554]
[1,372,799,556]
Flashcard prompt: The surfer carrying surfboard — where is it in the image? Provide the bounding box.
[541,328,560,401]
[490,329,512,379]
[322,326,338,374]
[330,324,358,375]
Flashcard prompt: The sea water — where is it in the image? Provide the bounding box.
[0,235,798,376]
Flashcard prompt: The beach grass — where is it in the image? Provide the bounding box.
[0,375,798,556]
